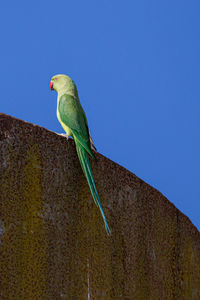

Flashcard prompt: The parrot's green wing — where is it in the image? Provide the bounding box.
[58,94,96,160]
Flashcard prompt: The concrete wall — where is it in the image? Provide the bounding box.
[0,113,200,299]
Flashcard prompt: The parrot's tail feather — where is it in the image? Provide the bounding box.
[84,161,110,235]
[76,146,98,207]
[75,140,110,235]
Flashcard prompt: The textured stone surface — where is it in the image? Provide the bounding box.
[0,113,200,299]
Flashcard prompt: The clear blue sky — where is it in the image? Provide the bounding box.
[1,1,199,230]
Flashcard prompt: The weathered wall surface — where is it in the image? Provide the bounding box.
[0,113,199,300]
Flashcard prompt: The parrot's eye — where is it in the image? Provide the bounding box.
[54,77,58,81]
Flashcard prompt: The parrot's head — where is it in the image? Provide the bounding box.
[49,74,78,96]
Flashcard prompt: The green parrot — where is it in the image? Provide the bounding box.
[49,74,110,235]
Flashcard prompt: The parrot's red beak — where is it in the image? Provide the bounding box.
[49,81,54,90]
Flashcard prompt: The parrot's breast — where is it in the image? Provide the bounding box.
[57,106,72,137]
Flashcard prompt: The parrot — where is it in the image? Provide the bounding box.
[49,74,110,235]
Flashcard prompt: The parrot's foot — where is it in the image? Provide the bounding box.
[56,133,70,140]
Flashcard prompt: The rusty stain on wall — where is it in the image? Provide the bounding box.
[0,113,200,299]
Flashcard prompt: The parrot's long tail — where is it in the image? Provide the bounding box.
[75,140,110,235]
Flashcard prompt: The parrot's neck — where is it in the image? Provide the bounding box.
[57,85,78,99]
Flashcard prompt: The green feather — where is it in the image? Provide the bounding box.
[75,137,110,235]
[58,94,96,160]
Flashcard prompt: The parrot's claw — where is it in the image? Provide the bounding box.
[56,133,69,140]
